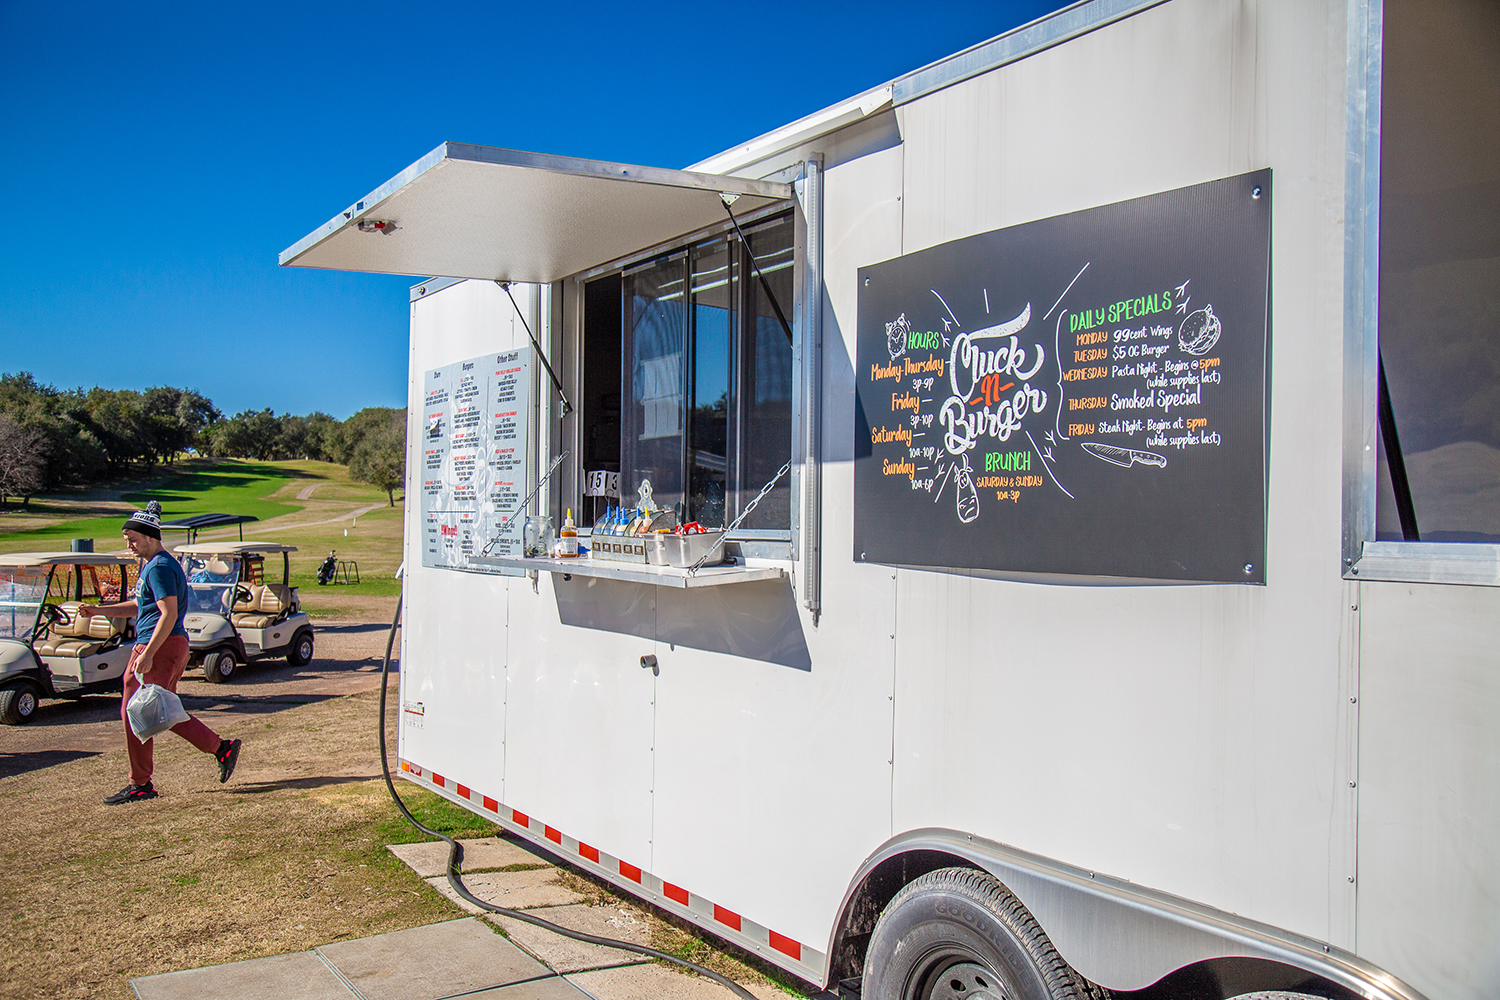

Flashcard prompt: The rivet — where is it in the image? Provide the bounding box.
[1349,780,1357,788]
[864,277,871,286]
[1252,186,1262,199]
[1348,876,1355,883]
[1243,563,1254,574]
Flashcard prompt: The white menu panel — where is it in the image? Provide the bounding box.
[420,350,532,573]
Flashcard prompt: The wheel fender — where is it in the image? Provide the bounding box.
[827,829,1428,1000]
[0,641,38,676]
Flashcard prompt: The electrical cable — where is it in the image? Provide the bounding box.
[376,593,759,1000]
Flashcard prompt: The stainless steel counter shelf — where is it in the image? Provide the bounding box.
[471,554,787,589]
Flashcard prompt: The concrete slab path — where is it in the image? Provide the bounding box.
[130,836,824,1000]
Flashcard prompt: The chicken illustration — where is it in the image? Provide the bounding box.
[955,453,980,524]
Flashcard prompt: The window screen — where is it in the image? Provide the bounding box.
[1376,0,1500,542]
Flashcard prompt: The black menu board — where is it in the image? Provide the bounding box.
[854,170,1271,583]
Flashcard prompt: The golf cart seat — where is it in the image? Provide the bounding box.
[231,584,293,629]
[35,603,125,657]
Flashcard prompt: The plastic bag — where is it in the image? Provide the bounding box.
[126,683,189,741]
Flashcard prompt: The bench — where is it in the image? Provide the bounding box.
[35,602,126,657]
[231,584,293,629]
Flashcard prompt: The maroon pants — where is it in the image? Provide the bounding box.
[122,635,221,786]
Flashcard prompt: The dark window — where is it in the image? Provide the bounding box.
[587,213,793,530]
[1376,0,1500,542]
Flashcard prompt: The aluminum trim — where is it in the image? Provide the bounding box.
[1351,541,1500,586]
[800,157,823,616]
[831,829,1431,1000]
[688,85,893,176]
[1343,0,1382,577]
[280,142,450,266]
[891,0,1170,107]
[409,275,466,302]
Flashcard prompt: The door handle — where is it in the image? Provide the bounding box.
[640,654,658,676]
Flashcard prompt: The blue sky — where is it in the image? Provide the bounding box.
[0,1,1057,420]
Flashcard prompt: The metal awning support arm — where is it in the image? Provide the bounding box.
[720,194,795,347]
[497,281,573,416]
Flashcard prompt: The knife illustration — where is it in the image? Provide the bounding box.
[1081,442,1168,469]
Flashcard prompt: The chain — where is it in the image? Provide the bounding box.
[688,462,791,574]
[480,452,568,557]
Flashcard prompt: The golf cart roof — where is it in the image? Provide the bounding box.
[176,542,298,556]
[0,552,135,568]
[160,513,260,531]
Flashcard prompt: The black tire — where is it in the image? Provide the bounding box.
[862,867,1100,1000]
[202,648,239,683]
[287,629,315,666]
[0,682,43,725]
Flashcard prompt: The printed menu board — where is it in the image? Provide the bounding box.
[854,170,1271,583]
[420,350,532,574]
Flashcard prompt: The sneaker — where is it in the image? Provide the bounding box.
[215,738,241,784]
[103,782,157,805]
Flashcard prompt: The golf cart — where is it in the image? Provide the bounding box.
[177,542,315,683]
[0,552,137,725]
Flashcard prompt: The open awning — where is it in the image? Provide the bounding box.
[278,142,794,283]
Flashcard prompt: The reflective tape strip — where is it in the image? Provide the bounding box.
[396,757,824,983]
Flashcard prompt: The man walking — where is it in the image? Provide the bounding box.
[81,501,241,804]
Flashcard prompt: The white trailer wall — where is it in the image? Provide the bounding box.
[401,280,540,807]
[880,0,1356,948]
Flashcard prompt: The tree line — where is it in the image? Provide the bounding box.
[0,372,407,507]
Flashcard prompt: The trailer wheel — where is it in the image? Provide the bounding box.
[202,649,239,683]
[286,629,315,666]
[0,681,43,725]
[862,867,1098,1000]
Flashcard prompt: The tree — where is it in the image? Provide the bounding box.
[304,412,338,461]
[206,409,281,460]
[349,411,407,506]
[329,407,399,464]
[0,416,48,510]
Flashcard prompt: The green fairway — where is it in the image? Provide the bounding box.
[0,461,304,541]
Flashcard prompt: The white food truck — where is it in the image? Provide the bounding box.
[279,2,1499,998]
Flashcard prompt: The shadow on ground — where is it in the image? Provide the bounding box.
[0,749,101,779]
[229,774,380,794]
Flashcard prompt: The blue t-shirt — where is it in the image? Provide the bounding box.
[136,552,189,643]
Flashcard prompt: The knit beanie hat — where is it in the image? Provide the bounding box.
[123,500,163,540]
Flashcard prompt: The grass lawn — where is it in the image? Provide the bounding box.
[0,458,407,616]
[0,691,491,1000]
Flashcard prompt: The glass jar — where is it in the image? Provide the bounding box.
[523,515,555,558]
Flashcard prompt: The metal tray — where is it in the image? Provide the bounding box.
[655,531,726,569]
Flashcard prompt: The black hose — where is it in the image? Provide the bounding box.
[377,593,758,1000]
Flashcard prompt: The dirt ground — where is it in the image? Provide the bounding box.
[0,601,803,1000]
[0,604,458,1000]
[0,601,399,778]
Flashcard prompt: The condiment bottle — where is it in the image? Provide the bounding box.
[559,509,578,557]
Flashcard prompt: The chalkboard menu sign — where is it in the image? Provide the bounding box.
[854,170,1270,583]
[421,349,532,574]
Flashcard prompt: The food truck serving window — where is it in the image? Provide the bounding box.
[1375,0,1500,545]
[580,212,794,535]
[1345,0,1500,584]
